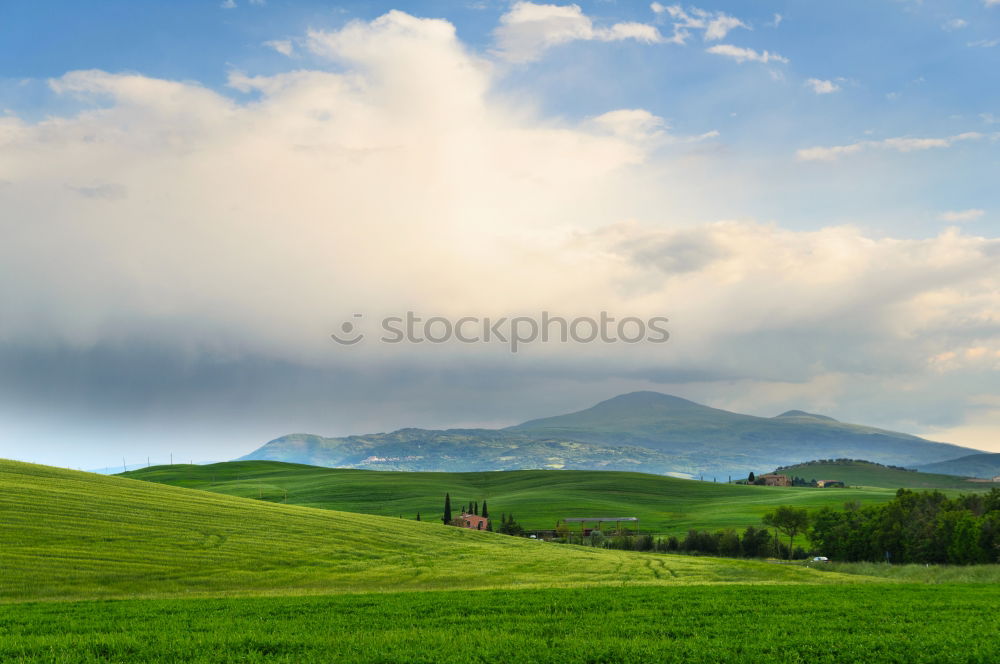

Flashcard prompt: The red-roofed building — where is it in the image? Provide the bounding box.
[461,513,489,530]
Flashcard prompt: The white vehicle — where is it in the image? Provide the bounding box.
[812,556,830,562]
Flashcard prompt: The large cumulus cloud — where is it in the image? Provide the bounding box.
[0,10,997,465]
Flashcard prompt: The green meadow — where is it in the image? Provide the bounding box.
[1,460,861,604]
[122,461,904,536]
[4,458,1000,663]
[3,585,999,663]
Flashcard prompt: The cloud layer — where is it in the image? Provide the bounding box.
[1,8,998,464]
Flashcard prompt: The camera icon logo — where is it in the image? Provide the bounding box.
[330,313,365,345]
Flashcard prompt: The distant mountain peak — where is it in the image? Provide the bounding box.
[593,391,708,409]
[774,410,839,422]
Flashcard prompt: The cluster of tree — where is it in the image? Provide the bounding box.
[459,500,488,517]
[563,526,807,559]
[441,493,489,522]
[811,488,1000,564]
[495,513,524,536]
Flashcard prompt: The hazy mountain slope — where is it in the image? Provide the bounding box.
[240,430,683,473]
[507,392,978,468]
[239,391,982,476]
[916,453,1000,479]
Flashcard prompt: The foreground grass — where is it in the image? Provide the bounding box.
[817,561,1000,584]
[122,461,904,536]
[2,584,998,663]
[1,460,860,603]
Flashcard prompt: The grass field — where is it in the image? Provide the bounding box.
[1,460,864,604]
[6,458,1000,663]
[2,585,999,663]
[771,460,994,489]
[121,461,906,536]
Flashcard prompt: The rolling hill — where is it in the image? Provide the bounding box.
[770,459,999,489]
[239,391,981,476]
[122,460,905,536]
[1,459,855,603]
[916,453,1000,480]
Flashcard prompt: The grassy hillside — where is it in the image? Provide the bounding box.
[0,460,858,603]
[122,461,904,536]
[917,453,1000,479]
[771,460,998,489]
[4,585,999,663]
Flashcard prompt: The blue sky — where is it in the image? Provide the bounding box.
[3,1,997,233]
[0,1,998,468]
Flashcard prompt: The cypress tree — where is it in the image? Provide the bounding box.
[748,472,755,483]
[443,493,452,525]
[416,512,421,521]
[481,501,489,519]
[474,501,479,516]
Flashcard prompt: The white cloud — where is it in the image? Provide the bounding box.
[589,109,718,145]
[942,18,968,31]
[220,0,236,7]
[770,13,783,28]
[968,38,999,47]
[494,2,663,63]
[805,78,840,94]
[591,109,667,142]
[797,132,984,161]
[939,209,985,222]
[652,4,748,44]
[264,39,294,56]
[986,0,1000,7]
[706,44,788,64]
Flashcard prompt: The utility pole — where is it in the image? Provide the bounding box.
[122,457,127,473]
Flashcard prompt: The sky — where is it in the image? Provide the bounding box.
[0,0,998,469]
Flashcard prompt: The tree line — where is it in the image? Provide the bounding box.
[431,488,1000,565]
[811,488,1000,564]
[565,525,806,559]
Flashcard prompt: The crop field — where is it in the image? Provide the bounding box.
[2,584,999,663]
[122,461,905,536]
[1,460,863,604]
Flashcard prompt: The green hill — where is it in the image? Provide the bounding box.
[122,460,904,536]
[771,459,1000,489]
[239,391,981,477]
[917,453,1000,480]
[1,459,859,603]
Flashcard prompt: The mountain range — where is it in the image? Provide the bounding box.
[916,453,1000,479]
[239,391,983,477]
